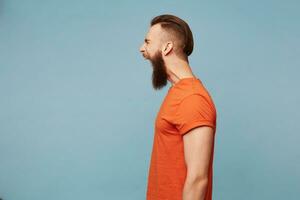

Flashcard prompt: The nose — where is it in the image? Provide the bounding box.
[139,43,145,53]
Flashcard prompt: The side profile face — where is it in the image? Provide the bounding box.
[139,24,169,90]
[139,24,162,60]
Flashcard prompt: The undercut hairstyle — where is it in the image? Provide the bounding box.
[150,14,194,59]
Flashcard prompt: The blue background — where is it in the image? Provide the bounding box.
[1,0,299,199]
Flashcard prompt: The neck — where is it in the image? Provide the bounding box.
[165,57,195,85]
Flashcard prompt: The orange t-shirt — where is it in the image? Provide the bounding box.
[146,77,217,200]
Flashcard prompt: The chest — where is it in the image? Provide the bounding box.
[154,96,179,135]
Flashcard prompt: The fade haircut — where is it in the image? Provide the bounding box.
[150,14,194,59]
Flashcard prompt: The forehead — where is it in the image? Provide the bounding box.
[146,24,163,40]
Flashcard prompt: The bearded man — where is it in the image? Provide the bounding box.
[140,14,218,200]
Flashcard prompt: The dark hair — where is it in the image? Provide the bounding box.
[150,14,194,57]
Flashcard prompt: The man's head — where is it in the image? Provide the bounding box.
[139,14,194,90]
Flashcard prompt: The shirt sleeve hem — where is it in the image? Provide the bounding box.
[179,120,216,135]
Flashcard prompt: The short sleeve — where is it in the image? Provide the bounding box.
[174,94,216,135]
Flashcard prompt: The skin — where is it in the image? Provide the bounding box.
[139,23,215,200]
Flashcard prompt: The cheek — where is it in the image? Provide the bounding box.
[146,46,155,57]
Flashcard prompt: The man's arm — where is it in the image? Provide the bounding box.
[182,126,215,200]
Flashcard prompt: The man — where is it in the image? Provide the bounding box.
[139,14,217,200]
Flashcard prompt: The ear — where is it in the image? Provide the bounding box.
[162,41,173,56]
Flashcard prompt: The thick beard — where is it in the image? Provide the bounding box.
[150,51,168,90]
